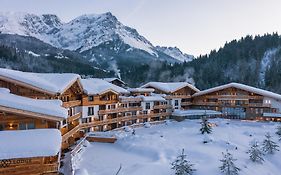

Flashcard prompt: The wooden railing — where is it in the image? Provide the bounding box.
[67,112,81,122]
[205,95,263,99]
[98,107,142,115]
[62,112,171,142]
[62,124,81,142]
[181,101,192,106]
[153,104,173,109]
[165,95,192,99]
[248,103,271,107]
[63,100,81,108]
[120,97,142,102]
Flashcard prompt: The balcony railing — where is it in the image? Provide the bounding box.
[62,100,81,108]
[165,95,192,99]
[181,101,192,106]
[67,112,81,122]
[98,107,142,115]
[153,104,173,109]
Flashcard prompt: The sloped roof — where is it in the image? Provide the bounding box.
[128,88,155,93]
[142,95,166,102]
[0,88,67,119]
[81,78,129,95]
[0,129,61,159]
[103,78,126,84]
[0,68,81,95]
[193,82,281,101]
[141,82,199,93]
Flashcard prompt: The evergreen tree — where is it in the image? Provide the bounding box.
[247,141,264,163]
[171,149,195,175]
[219,150,240,175]
[276,123,281,141]
[262,132,279,154]
[200,116,212,134]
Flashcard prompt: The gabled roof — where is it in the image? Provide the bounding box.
[81,78,129,95]
[103,78,126,85]
[0,88,67,119]
[192,82,281,101]
[141,82,200,93]
[0,68,82,95]
[0,129,61,159]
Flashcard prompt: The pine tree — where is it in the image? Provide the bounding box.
[200,116,212,134]
[247,141,264,163]
[171,149,195,175]
[262,132,279,154]
[219,150,240,175]
[276,123,281,141]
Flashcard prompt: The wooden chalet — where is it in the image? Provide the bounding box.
[0,129,61,175]
[192,83,281,121]
[0,68,84,149]
[141,82,199,110]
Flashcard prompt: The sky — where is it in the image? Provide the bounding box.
[1,0,281,56]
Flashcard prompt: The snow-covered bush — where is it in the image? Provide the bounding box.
[262,132,279,154]
[219,150,240,175]
[144,122,151,128]
[171,149,195,175]
[247,141,264,163]
[200,116,212,134]
[276,123,281,141]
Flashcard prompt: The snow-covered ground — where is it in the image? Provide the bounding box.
[74,119,281,175]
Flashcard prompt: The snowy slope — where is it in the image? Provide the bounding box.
[156,46,194,62]
[74,119,281,175]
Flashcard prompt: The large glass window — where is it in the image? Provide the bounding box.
[27,123,35,129]
[88,107,94,116]
[175,100,179,106]
[0,124,3,131]
[145,103,150,110]
[88,96,94,101]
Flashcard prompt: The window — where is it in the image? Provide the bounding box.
[19,122,35,130]
[19,123,26,130]
[145,103,150,110]
[27,123,35,129]
[88,107,94,116]
[175,100,179,106]
[0,124,3,131]
[88,96,94,101]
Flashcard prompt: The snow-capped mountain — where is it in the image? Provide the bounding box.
[156,46,194,62]
[0,12,193,63]
[0,12,157,56]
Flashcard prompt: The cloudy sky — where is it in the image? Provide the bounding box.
[1,0,281,56]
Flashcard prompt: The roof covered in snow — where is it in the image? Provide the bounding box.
[81,78,129,95]
[193,82,281,101]
[0,129,61,160]
[0,88,67,119]
[172,109,222,116]
[141,82,199,93]
[103,78,126,84]
[141,95,166,102]
[0,68,81,95]
[128,88,155,93]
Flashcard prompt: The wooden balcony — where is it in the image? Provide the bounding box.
[67,112,81,122]
[98,107,142,115]
[62,124,81,142]
[153,104,173,109]
[119,97,142,102]
[181,101,192,106]
[248,103,271,108]
[79,112,172,129]
[165,95,192,99]
[205,95,263,100]
[193,102,219,106]
[62,100,81,108]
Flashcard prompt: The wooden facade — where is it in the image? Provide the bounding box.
[0,156,59,175]
[192,87,279,120]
